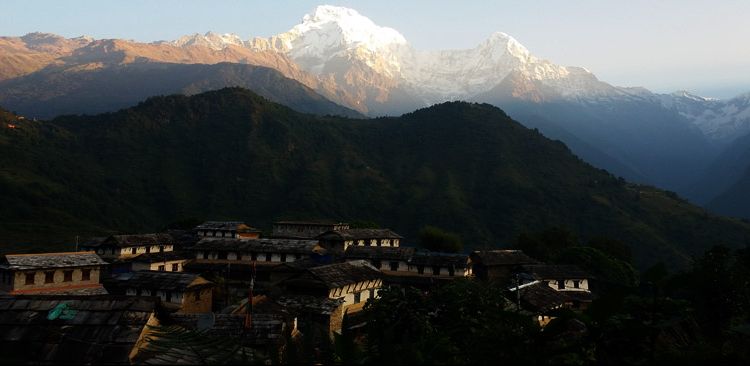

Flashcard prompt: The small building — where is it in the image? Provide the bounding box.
[134,312,287,364]
[190,238,327,266]
[279,260,382,315]
[195,221,262,240]
[508,281,569,326]
[109,271,215,313]
[344,246,468,279]
[518,264,594,309]
[0,252,108,295]
[468,250,540,282]
[272,220,350,239]
[344,246,415,273]
[316,228,403,252]
[131,251,191,272]
[81,233,176,259]
[0,295,161,364]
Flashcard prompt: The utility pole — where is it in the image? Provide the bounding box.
[75,236,79,252]
[516,273,521,312]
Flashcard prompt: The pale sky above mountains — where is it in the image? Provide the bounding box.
[3,0,748,99]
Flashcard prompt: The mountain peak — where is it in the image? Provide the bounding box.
[293,5,407,48]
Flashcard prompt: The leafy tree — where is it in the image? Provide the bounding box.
[418,225,463,253]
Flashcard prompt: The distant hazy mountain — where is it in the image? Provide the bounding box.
[658,91,750,146]
[3,88,750,268]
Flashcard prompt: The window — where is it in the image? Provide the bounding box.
[354,292,361,304]
[171,263,179,272]
[573,280,580,289]
[218,252,227,260]
[44,271,55,284]
[265,253,272,262]
[63,270,73,282]
[557,280,565,290]
[372,260,381,269]
[194,291,201,301]
[131,247,137,254]
[159,246,164,253]
[280,254,287,263]
[202,252,209,259]
[145,246,151,254]
[369,289,375,300]
[389,261,399,271]
[448,267,455,276]
[432,266,440,276]
[81,269,91,281]
[166,291,173,302]
[251,252,258,261]
[295,254,301,260]
[417,266,424,275]
[25,272,35,285]
[158,265,165,271]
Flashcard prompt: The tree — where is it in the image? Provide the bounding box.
[418,225,463,253]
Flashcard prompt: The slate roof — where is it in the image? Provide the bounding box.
[131,251,191,264]
[515,282,569,313]
[191,238,322,254]
[274,295,344,315]
[307,260,382,289]
[344,246,416,261]
[1,251,107,270]
[317,228,403,240]
[0,295,159,365]
[409,251,468,268]
[471,250,540,266]
[520,265,590,280]
[274,220,348,226]
[97,233,175,248]
[169,313,284,344]
[194,221,261,233]
[112,271,213,292]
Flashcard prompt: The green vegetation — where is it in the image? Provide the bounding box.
[417,225,463,253]
[347,242,750,365]
[1,87,749,269]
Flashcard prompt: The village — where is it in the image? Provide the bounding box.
[0,220,594,364]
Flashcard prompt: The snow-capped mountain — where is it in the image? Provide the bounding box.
[169,32,246,50]
[659,91,750,144]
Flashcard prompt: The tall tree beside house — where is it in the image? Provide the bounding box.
[417,226,463,253]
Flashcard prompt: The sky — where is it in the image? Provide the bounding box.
[3,0,749,98]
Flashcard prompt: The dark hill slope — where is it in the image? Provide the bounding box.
[1,88,748,268]
[0,62,361,119]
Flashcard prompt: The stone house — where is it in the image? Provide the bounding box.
[344,246,468,281]
[518,264,594,309]
[316,228,403,253]
[194,221,262,240]
[130,251,191,272]
[0,295,161,364]
[108,271,215,313]
[279,260,382,314]
[190,238,327,267]
[0,252,108,295]
[271,220,350,239]
[81,233,176,260]
[468,250,540,283]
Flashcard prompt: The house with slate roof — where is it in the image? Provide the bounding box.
[316,228,403,252]
[81,233,176,259]
[194,221,262,240]
[0,295,162,364]
[107,271,215,313]
[279,260,382,314]
[190,238,327,266]
[271,220,350,239]
[0,252,108,295]
[468,249,540,282]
